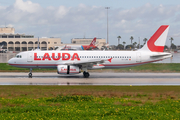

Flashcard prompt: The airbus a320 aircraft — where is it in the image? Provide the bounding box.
[8,25,172,78]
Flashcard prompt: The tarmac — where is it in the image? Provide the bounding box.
[0,72,179,85]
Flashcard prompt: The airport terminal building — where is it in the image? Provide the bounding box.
[0,27,106,51]
[0,27,61,51]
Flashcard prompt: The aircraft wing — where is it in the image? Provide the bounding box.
[56,59,106,68]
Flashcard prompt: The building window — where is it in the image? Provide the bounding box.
[48,42,50,44]
[15,36,20,38]
[2,36,7,38]
[8,36,14,38]
[54,42,57,44]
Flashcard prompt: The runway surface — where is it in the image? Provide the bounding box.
[0,72,180,85]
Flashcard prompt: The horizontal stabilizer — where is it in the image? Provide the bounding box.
[150,53,172,59]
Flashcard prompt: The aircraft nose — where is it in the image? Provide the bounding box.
[8,59,13,65]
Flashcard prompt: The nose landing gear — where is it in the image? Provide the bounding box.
[28,68,32,78]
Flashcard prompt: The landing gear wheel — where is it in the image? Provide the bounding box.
[28,73,32,78]
[28,68,33,78]
[83,71,90,78]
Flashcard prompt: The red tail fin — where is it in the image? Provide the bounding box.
[89,37,96,46]
[140,25,169,52]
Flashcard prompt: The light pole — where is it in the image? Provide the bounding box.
[105,7,110,44]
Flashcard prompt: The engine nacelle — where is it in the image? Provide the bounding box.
[57,65,80,74]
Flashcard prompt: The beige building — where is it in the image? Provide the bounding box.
[71,38,106,48]
[0,27,61,51]
[0,27,106,51]
[0,27,15,34]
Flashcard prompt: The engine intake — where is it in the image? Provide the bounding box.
[57,65,80,74]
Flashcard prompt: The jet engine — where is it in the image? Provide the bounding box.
[57,65,80,74]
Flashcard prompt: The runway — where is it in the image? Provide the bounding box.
[0,72,180,85]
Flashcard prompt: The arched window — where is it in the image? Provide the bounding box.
[15,41,20,44]
[35,41,40,44]
[8,41,13,44]
[41,41,47,44]
[28,41,33,44]
[22,41,27,44]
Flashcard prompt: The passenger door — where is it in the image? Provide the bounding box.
[27,52,33,62]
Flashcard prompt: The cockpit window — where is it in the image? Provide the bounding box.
[16,55,22,58]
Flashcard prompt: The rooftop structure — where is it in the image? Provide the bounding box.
[0,27,15,34]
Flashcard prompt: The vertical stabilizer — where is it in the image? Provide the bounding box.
[139,25,169,52]
[90,37,96,46]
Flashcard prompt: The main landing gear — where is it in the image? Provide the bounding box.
[83,71,90,78]
[28,68,32,78]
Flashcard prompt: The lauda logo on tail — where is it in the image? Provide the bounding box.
[140,25,169,52]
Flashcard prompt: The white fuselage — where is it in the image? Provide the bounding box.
[8,50,171,69]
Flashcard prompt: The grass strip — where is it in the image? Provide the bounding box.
[0,86,180,119]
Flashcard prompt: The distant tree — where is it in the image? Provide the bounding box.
[116,44,124,50]
[171,43,176,50]
[130,36,133,45]
[137,44,141,49]
[123,41,126,49]
[117,36,121,45]
[137,44,143,49]
[164,45,169,51]
[169,37,174,49]
[126,45,133,50]
[133,42,137,48]
[143,38,148,45]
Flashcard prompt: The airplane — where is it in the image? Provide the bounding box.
[8,25,172,78]
[0,45,7,53]
[57,37,98,50]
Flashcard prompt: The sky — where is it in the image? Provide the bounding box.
[0,0,180,46]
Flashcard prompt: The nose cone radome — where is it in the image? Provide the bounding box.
[8,59,13,65]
